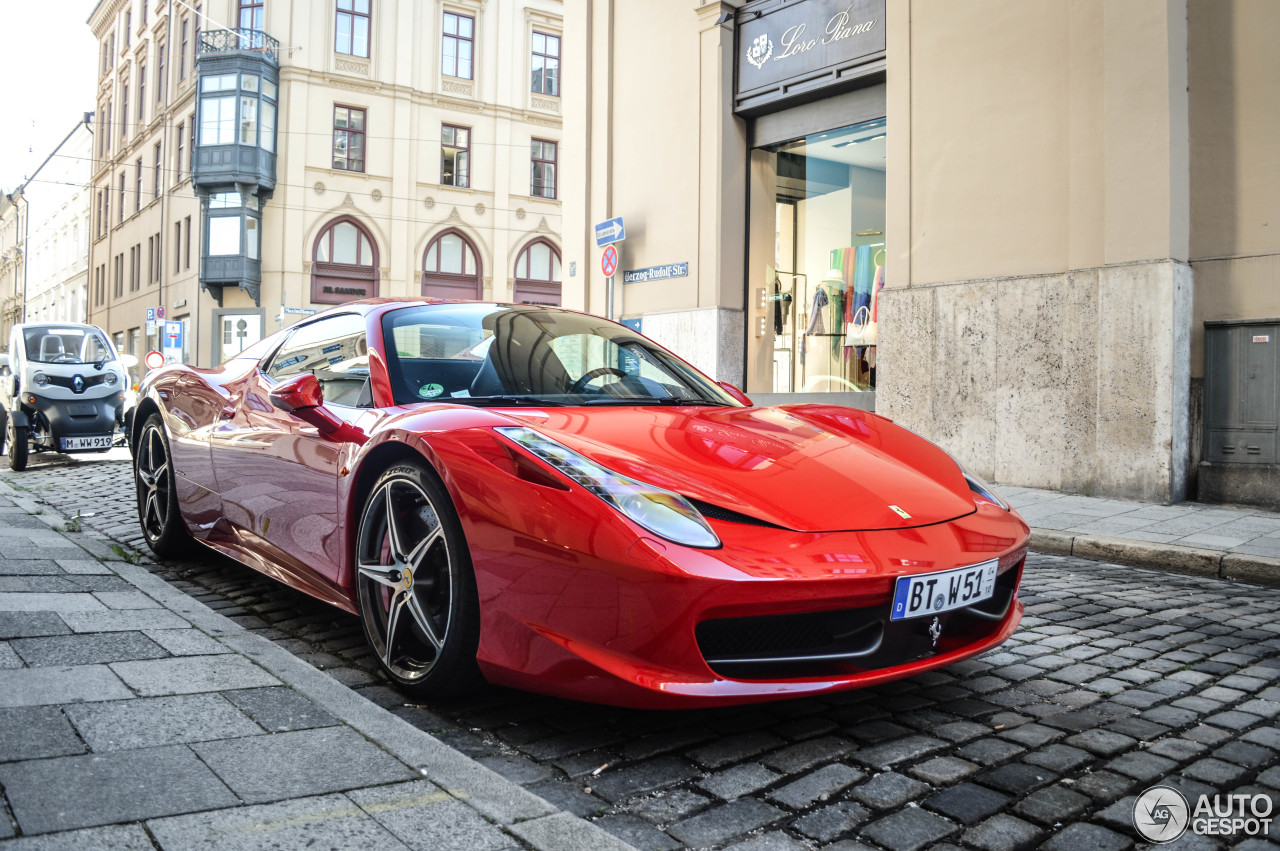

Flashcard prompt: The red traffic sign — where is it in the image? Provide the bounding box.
[601,245,619,277]
[156,306,165,319]
[144,350,165,369]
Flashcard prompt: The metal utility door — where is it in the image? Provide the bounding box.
[1204,322,1279,464]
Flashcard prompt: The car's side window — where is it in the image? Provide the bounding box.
[265,314,371,407]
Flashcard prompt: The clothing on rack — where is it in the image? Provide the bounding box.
[773,278,784,335]
[800,286,829,364]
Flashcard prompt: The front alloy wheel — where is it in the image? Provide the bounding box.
[356,463,481,697]
[135,414,191,557]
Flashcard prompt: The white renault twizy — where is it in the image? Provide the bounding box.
[0,323,136,471]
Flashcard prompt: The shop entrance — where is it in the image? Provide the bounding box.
[747,118,886,397]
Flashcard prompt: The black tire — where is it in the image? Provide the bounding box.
[7,422,28,471]
[355,462,482,698]
[134,414,192,557]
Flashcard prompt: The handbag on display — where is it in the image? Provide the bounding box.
[845,304,877,347]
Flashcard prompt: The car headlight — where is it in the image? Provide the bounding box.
[33,372,48,387]
[104,371,118,386]
[960,464,1009,511]
[496,426,721,549]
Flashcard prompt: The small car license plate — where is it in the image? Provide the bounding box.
[890,559,998,621]
[60,435,113,450]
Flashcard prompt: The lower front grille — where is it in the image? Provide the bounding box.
[696,559,1023,679]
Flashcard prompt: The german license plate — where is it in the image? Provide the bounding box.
[890,559,998,621]
[60,435,113,450]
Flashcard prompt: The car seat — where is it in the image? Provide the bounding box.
[39,336,64,360]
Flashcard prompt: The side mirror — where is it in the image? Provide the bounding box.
[268,373,367,445]
[120,353,139,369]
[269,372,326,413]
[0,354,9,371]
[718,381,753,407]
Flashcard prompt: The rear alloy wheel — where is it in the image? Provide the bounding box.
[6,421,28,471]
[356,463,481,698]
[135,414,191,557]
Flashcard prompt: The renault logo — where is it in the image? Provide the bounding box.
[72,375,85,394]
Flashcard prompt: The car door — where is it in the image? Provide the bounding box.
[210,313,371,589]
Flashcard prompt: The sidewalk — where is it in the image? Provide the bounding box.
[1006,485,1280,588]
[0,483,636,851]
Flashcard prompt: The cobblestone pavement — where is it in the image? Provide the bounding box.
[5,454,1280,851]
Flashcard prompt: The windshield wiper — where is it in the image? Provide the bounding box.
[580,397,722,406]
[453,395,571,407]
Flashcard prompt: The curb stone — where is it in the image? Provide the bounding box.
[0,478,640,851]
[1028,529,1280,588]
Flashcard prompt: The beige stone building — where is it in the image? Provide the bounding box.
[563,0,1280,507]
[1,118,94,339]
[89,0,563,368]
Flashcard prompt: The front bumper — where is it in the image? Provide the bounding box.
[25,392,124,450]
[463,481,1030,708]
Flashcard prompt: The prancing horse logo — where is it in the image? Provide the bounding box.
[928,616,943,648]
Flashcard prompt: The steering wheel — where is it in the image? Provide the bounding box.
[569,366,629,394]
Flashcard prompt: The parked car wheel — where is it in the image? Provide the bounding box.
[135,414,191,557]
[7,421,28,471]
[355,462,482,698]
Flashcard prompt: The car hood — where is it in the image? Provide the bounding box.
[499,404,977,533]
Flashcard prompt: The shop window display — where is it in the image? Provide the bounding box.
[748,119,885,395]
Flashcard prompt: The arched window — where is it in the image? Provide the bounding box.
[421,229,483,300]
[311,217,379,304]
[513,239,562,306]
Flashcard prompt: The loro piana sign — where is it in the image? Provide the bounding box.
[735,0,886,114]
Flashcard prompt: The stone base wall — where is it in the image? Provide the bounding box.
[877,260,1192,503]
[640,306,745,387]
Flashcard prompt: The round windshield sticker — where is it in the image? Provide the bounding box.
[418,383,445,399]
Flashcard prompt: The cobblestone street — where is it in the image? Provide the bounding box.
[5,454,1280,851]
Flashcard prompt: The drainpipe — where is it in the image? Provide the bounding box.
[159,0,174,361]
[20,192,29,324]
[84,114,94,322]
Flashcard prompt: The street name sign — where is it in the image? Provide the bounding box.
[623,262,689,284]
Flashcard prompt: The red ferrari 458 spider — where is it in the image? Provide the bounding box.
[132,299,1028,708]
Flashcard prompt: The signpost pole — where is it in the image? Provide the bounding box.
[595,217,625,321]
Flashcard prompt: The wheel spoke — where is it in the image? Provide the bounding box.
[384,484,409,563]
[405,592,443,651]
[357,561,400,588]
[145,492,161,531]
[404,525,443,571]
[146,429,160,474]
[382,592,406,665]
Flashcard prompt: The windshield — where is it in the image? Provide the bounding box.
[23,327,115,365]
[381,304,739,408]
